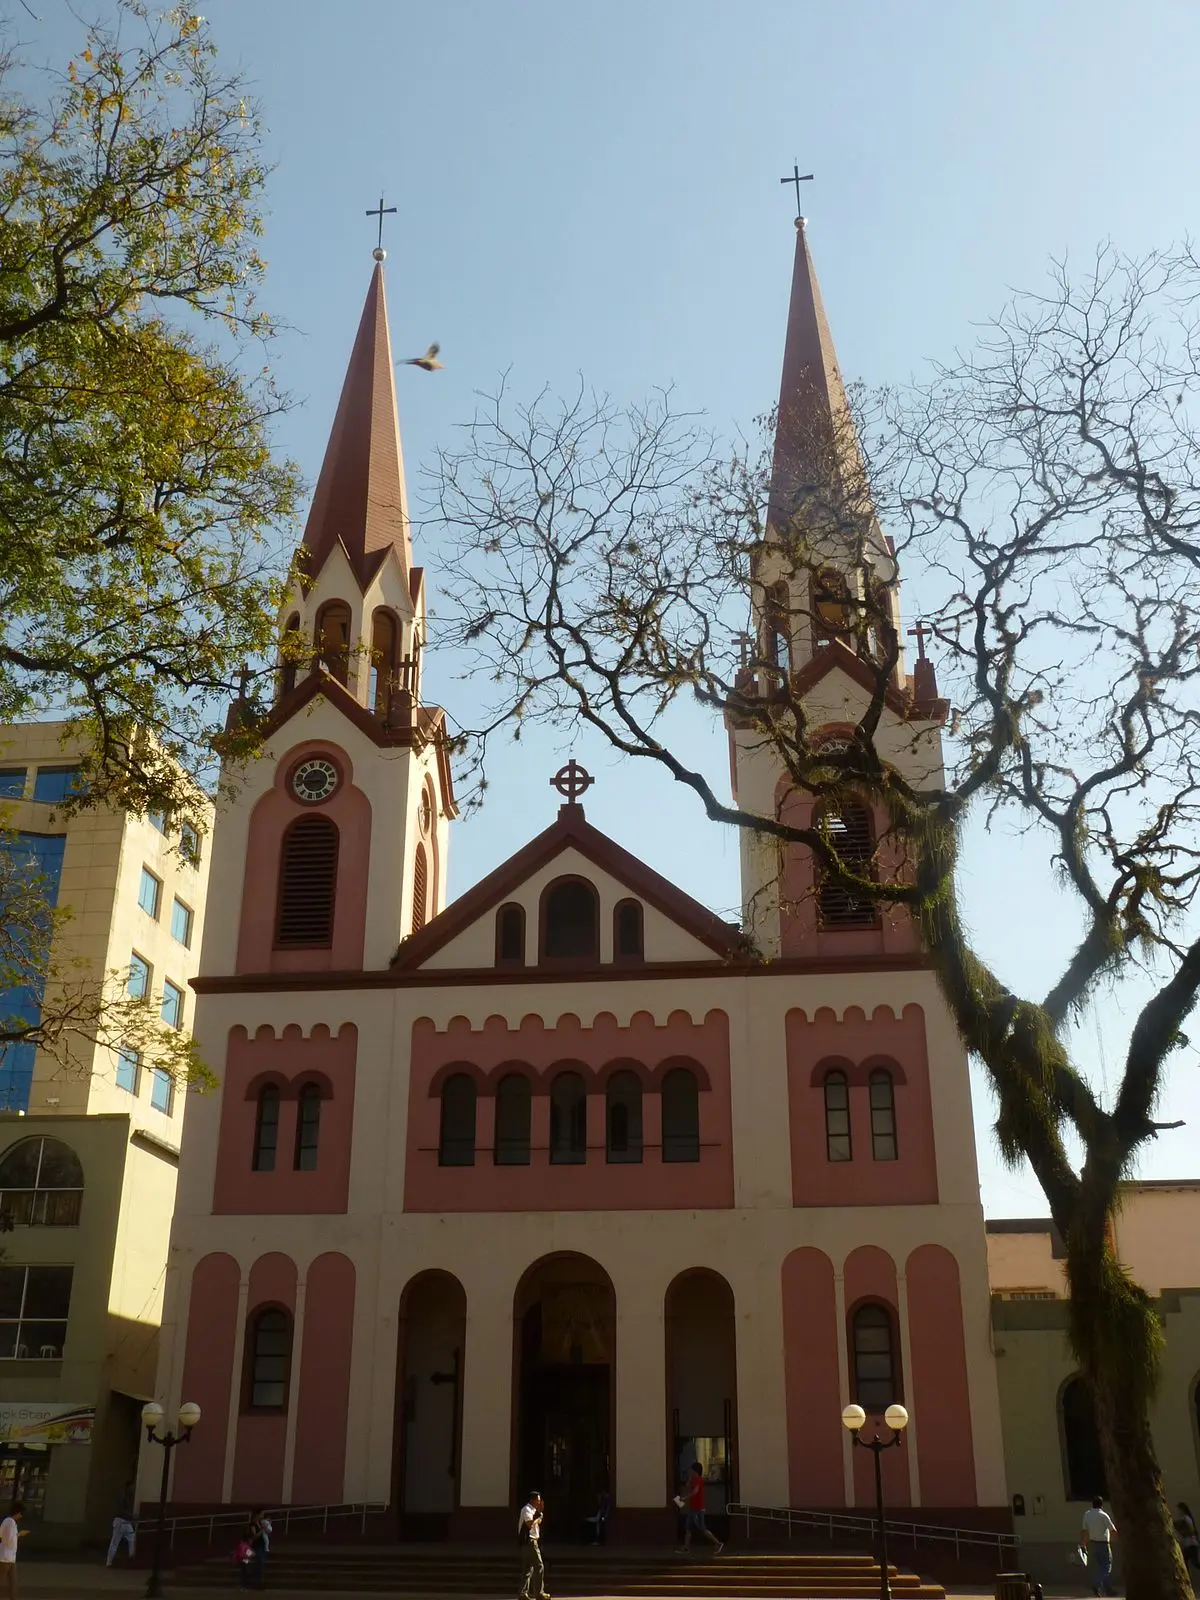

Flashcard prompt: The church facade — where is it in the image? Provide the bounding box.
[152,225,1010,1539]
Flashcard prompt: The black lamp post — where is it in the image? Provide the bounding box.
[841,1402,910,1600]
[140,1400,201,1599]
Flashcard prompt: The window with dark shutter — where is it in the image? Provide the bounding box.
[439,1074,476,1166]
[661,1067,700,1162]
[614,900,644,962]
[275,816,339,947]
[817,803,879,928]
[869,1069,898,1160]
[294,1084,321,1171]
[412,844,428,934]
[246,1307,291,1410]
[824,1070,852,1161]
[542,879,599,961]
[496,903,525,966]
[852,1302,898,1412]
[494,1073,531,1165]
[252,1087,280,1172]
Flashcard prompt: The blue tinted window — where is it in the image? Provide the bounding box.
[127,954,151,1001]
[0,771,26,799]
[0,835,68,1114]
[179,823,200,865]
[148,811,167,835]
[32,768,83,805]
[170,899,193,947]
[160,981,184,1030]
[150,1069,173,1114]
[0,1041,36,1115]
[137,868,161,918]
[115,1049,140,1094]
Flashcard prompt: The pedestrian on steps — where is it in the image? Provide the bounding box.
[676,1462,723,1557]
[106,1481,136,1566]
[239,1507,272,1590]
[518,1490,551,1600]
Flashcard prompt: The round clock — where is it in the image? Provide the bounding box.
[291,757,339,803]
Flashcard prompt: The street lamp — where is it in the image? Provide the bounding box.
[842,1402,910,1600]
[141,1400,201,1599]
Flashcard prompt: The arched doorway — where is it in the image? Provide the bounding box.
[395,1271,466,1537]
[514,1255,615,1537]
[665,1269,737,1517]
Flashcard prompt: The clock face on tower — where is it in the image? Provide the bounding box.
[291,757,340,804]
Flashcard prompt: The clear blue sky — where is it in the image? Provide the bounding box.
[33,0,1200,1214]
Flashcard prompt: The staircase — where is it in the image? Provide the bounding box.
[172,1544,946,1596]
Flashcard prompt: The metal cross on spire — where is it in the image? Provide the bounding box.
[365,194,397,258]
[780,163,814,219]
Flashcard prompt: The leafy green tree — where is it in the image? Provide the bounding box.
[439,248,1200,1600]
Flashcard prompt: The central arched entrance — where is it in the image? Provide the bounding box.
[514,1254,615,1537]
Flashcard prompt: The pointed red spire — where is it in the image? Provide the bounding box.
[768,219,859,533]
[300,262,412,588]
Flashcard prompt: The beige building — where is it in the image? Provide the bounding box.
[987,1183,1200,1579]
[0,722,212,1543]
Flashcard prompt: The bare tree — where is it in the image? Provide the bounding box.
[436,246,1200,1599]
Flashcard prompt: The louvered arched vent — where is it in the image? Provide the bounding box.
[817,803,879,928]
[412,843,428,934]
[275,816,339,947]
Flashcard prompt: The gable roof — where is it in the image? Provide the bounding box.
[391,803,744,970]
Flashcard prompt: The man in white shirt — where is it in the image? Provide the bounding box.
[0,1501,26,1599]
[1082,1495,1117,1597]
[517,1490,550,1600]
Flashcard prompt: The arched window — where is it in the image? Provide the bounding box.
[1062,1376,1107,1500]
[542,879,599,962]
[369,609,399,716]
[280,613,300,697]
[251,1086,280,1172]
[439,1073,476,1167]
[411,844,429,935]
[314,600,352,685]
[496,904,526,967]
[246,1306,291,1411]
[294,1083,321,1171]
[494,1073,532,1165]
[549,1071,587,1165]
[811,568,852,643]
[869,1069,897,1160]
[764,580,791,673]
[606,1070,643,1164]
[852,1303,898,1412]
[661,1067,700,1163]
[614,900,644,963]
[823,1070,852,1162]
[0,1137,83,1227]
[816,802,879,929]
[275,815,339,947]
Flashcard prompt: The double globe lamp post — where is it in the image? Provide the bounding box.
[140,1400,201,1599]
[842,1402,910,1600]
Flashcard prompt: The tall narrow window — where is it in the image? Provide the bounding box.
[412,844,429,934]
[370,609,399,716]
[150,1070,174,1115]
[661,1067,700,1163]
[280,613,300,697]
[765,580,791,672]
[811,568,852,643]
[869,1069,897,1160]
[127,953,151,1000]
[496,904,526,966]
[439,1074,477,1167]
[1062,1377,1107,1500]
[294,1084,321,1171]
[138,867,162,919]
[614,901,644,963]
[817,803,879,929]
[252,1086,280,1172]
[315,600,352,685]
[824,1070,852,1161]
[852,1303,897,1412]
[606,1070,643,1163]
[542,879,599,962]
[494,1073,532,1165]
[549,1071,587,1164]
[276,816,339,947]
[160,980,184,1030]
[246,1307,291,1410]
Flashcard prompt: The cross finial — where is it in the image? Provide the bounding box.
[551,760,594,809]
[365,194,397,259]
[908,621,932,661]
[780,163,814,222]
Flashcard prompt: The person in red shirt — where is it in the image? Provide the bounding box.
[676,1462,723,1556]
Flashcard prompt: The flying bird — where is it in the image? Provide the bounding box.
[402,343,443,372]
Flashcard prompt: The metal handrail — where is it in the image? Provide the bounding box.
[726,1503,1020,1563]
[133,1501,389,1550]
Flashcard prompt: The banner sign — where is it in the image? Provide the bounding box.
[0,1403,94,1445]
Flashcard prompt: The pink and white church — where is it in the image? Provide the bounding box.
[153,221,1010,1540]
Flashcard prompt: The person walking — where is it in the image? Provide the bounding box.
[1175,1502,1200,1575]
[239,1508,272,1590]
[106,1481,136,1567]
[676,1462,723,1557]
[1081,1495,1117,1597]
[0,1503,26,1600]
[517,1490,551,1600]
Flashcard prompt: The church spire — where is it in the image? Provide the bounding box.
[300,260,412,590]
